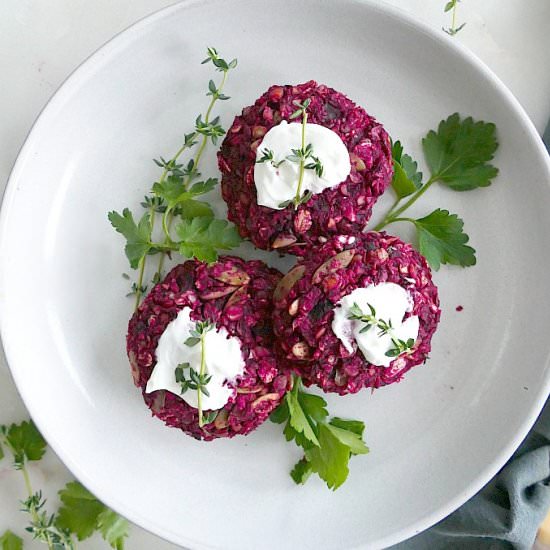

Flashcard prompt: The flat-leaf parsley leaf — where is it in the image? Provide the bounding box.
[391,140,422,199]
[303,418,368,490]
[97,509,130,550]
[271,376,368,490]
[0,530,23,550]
[1,420,47,469]
[56,481,129,548]
[422,113,498,191]
[414,209,476,270]
[56,481,106,540]
[178,199,214,220]
[108,209,152,269]
[176,218,242,264]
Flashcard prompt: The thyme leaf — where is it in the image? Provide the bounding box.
[256,148,286,168]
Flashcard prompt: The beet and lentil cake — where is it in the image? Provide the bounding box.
[272,233,441,394]
[218,81,393,255]
[127,257,290,441]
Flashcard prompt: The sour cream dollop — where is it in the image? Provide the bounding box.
[254,121,351,209]
[145,308,245,410]
[331,283,419,367]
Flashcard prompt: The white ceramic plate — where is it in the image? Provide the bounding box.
[2,1,550,548]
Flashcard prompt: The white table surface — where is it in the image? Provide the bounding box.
[1,1,549,548]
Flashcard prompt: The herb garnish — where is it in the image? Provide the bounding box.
[108,47,241,310]
[174,321,214,426]
[256,148,286,168]
[443,0,466,35]
[277,98,324,209]
[372,113,498,270]
[348,302,415,358]
[0,420,128,549]
[0,530,22,549]
[271,376,369,490]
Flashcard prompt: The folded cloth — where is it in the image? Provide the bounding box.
[392,126,550,550]
[392,401,550,549]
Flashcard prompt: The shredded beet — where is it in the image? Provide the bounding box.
[272,233,441,394]
[218,81,393,255]
[127,257,290,441]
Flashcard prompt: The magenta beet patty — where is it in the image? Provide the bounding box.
[127,257,290,441]
[272,233,441,394]
[218,80,393,255]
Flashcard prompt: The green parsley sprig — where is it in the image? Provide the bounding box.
[372,113,498,270]
[271,376,369,490]
[443,0,466,35]
[348,302,415,358]
[0,420,128,549]
[108,47,241,311]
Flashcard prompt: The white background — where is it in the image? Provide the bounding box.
[1,1,549,548]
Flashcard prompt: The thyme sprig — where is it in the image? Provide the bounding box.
[184,320,214,347]
[0,421,128,549]
[154,50,236,273]
[125,281,147,298]
[21,491,74,549]
[140,195,166,213]
[0,423,64,549]
[287,143,324,178]
[281,98,324,208]
[175,321,214,426]
[254,98,324,208]
[443,0,466,35]
[278,190,313,209]
[174,363,212,396]
[109,47,241,311]
[202,46,238,72]
[348,302,415,358]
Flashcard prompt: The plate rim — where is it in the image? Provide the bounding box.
[1,0,550,548]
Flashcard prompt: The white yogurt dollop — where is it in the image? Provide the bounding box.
[146,308,245,410]
[254,121,351,209]
[332,283,419,368]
